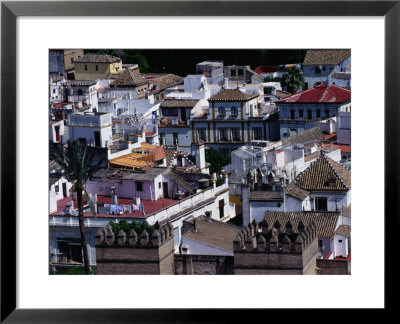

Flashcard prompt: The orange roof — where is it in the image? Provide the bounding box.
[109,152,152,169]
[97,88,104,92]
[109,144,165,169]
[320,143,351,153]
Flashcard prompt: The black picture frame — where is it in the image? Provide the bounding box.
[1,0,397,322]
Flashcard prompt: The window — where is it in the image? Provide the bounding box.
[315,197,328,211]
[238,69,244,76]
[231,70,236,76]
[197,128,207,142]
[54,185,59,193]
[173,133,179,145]
[304,82,308,90]
[163,109,178,117]
[338,240,343,243]
[290,109,295,119]
[264,87,272,95]
[230,106,238,116]
[231,128,241,142]
[53,89,56,94]
[316,109,321,118]
[307,109,312,119]
[96,65,98,71]
[219,128,228,141]
[77,89,83,96]
[71,58,74,64]
[318,240,324,256]
[218,106,226,117]
[315,66,321,73]
[322,66,326,71]
[85,65,87,71]
[253,127,262,140]
[159,182,162,189]
[325,109,330,118]
[136,182,143,191]
[299,109,303,118]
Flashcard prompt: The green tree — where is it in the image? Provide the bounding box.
[205,148,231,175]
[51,141,106,274]
[280,66,305,94]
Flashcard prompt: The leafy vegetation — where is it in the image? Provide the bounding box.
[205,148,231,175]
[108,220,155,245]
[84,49,306,77]
[51,140,106,274]
[280,66,305,94]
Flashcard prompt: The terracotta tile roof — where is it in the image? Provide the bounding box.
[63,80,97,86]
[249,191,283,201]
[303,49,351,65]
[110,69,148,88]
[164,148,189,167]
[341,204,351,218]
[335,224,351,238]
[208,89,259,102]
[275,90,291,99]
[92,167,167,182]
[184,216,242,252]
[163,171,196,193]
[324,133,337,141]
[292,153,351,191]
[304,151,320,163]
[160,99,199,108]
[74,53,121,63]
[281,126,325,147]
[320,143,351,153]
[284,184,310,200]
[143,74,184,92]
[264,211,340,238]
[277,83,351,104]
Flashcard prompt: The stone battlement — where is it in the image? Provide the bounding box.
[95,221,175,274]
[233,219,317,254]
[95,221,174,248]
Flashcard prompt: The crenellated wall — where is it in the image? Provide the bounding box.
[95,222,175,275]
[233,219,318,274]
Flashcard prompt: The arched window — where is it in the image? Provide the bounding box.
[316,109,321,118]
[96,65,98,71]
[218,106,226,116]
[84,65,87,71]
[231,106,238,116]
[325,109,330,118]
[307,109,312,119]
[299,109,303,118]
[290,109,295,119]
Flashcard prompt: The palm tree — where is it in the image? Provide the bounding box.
[281,66,305,94]
[51,140,106,274]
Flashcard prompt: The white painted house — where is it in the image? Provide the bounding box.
[67,112,113,148]
[302,49,351,89]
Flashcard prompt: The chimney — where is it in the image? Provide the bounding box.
[224,77,229,89]
[110,186,118,205]
[192,219,199,233]
[195,142,207,174]
[241,182,251,227]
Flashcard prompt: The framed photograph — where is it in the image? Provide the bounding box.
[1,0,396,322]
